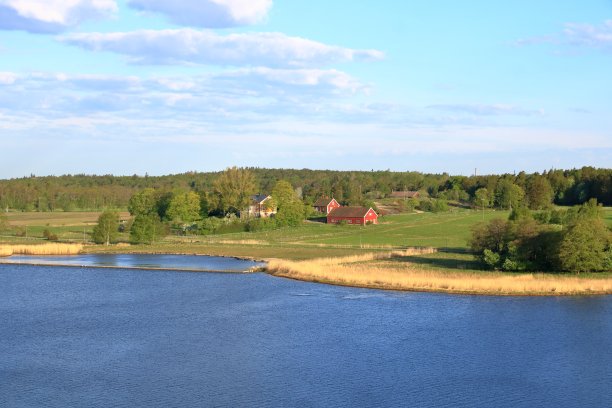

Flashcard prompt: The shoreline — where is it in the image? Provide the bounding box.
[268,271,612,297]
[265,252,612,297]
[0,260,259,274]
[2,244,612,297]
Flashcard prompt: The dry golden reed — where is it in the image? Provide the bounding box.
[267,248,612,296]
[0,243,83,256]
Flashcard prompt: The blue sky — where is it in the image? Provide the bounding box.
[0,0,610,177]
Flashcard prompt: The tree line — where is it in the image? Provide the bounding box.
[1,166,610,212]
[470,199,611,273]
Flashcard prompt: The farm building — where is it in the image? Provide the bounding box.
[244,194,276,218]
[390,191,420,199]
[327,207,378,225]
[313,197,341,215]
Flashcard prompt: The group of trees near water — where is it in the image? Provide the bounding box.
[470,199,612,273]
[1,167,610,212]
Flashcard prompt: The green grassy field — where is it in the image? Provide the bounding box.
[2,207,609,263]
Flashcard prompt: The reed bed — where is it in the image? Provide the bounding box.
[267,249,612,296]
[0,243,83,256]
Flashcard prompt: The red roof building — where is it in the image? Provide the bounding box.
[313,197,341,215]
[327,207,378,225]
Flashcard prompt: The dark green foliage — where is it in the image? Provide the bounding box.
[0,167,610,212]
[272,180,304,227]
[246,217,277,232]
[130,214,165,244]
[471,200,610,273]
[559,218,611,273]
[128,188,157,216]
[92,210,119,245]
[508,205,532,221]
[526,175,553,210]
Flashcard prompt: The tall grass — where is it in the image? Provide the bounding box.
[267,249,612,296]
[0,243,83,256]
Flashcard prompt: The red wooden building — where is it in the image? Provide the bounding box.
[313,197,341,215]
[327,207,378,225]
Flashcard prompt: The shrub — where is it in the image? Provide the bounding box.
[483,249,500,269]
[43,229,59,241]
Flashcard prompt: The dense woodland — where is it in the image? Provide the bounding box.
[0,167,610,212]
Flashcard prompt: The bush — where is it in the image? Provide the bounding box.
[43,229,58,241]
[246,217,277,232]
[483,249,500,269]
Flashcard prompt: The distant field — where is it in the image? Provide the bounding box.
[5,211,130,226]
[2,207,609,261]
[1,211,130,243]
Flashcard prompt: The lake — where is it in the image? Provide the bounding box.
[1,258,611,407]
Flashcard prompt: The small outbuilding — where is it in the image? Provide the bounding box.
[327,207,378,225]
[313,197,341,215]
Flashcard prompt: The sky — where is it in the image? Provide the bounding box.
[0,0,611,178]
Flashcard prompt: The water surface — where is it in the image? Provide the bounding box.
[1,264,611,407]
[0,253,262,272]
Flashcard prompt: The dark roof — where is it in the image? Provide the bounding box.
[328,206,376,218]
[313,197,336,207]
[251,194,270,204]
[390,191,420,198]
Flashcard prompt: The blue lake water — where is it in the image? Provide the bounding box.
[1,261,611,407]
[0,253,263,272]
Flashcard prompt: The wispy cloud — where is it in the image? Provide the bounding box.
[428,104,544,117]
[0,0,117,33]
[515,20,612,53]
[128,0,272,28]
[60,29,385,67]
[0,69,367,118]
[564,20,612,51]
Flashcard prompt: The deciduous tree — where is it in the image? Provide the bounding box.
[212,167,256,214]
[92,210,119,245]
[167,191,201,223]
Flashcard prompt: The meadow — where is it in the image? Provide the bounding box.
[2,207,611,295]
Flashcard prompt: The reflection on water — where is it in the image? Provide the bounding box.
[1,264,611,407]
[0,253,263,272]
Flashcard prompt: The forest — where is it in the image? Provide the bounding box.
[0,166,610,212]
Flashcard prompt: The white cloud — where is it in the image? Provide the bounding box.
[60,29,385,67]
[0,71,17,84]
[0,0,117,33]
[128,0,272,28]
[564,20,612,51]
[515,20,612,53]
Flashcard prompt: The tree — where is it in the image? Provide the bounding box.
[474,187,490,209]
[526,175,553,210]
[212,167,256,214]
[272,180,305,227]
[167,191,201,224]
[495,179,524,210]
[559,217,611,273]
[92,210,120,245]
[128,188,157,216]
[130,214,164,244]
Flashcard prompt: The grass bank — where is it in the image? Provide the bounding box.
[267,249,612,296]
[0,243,83,256]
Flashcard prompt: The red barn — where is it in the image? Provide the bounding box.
[313,197,341,215]
[327,207,378,225]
